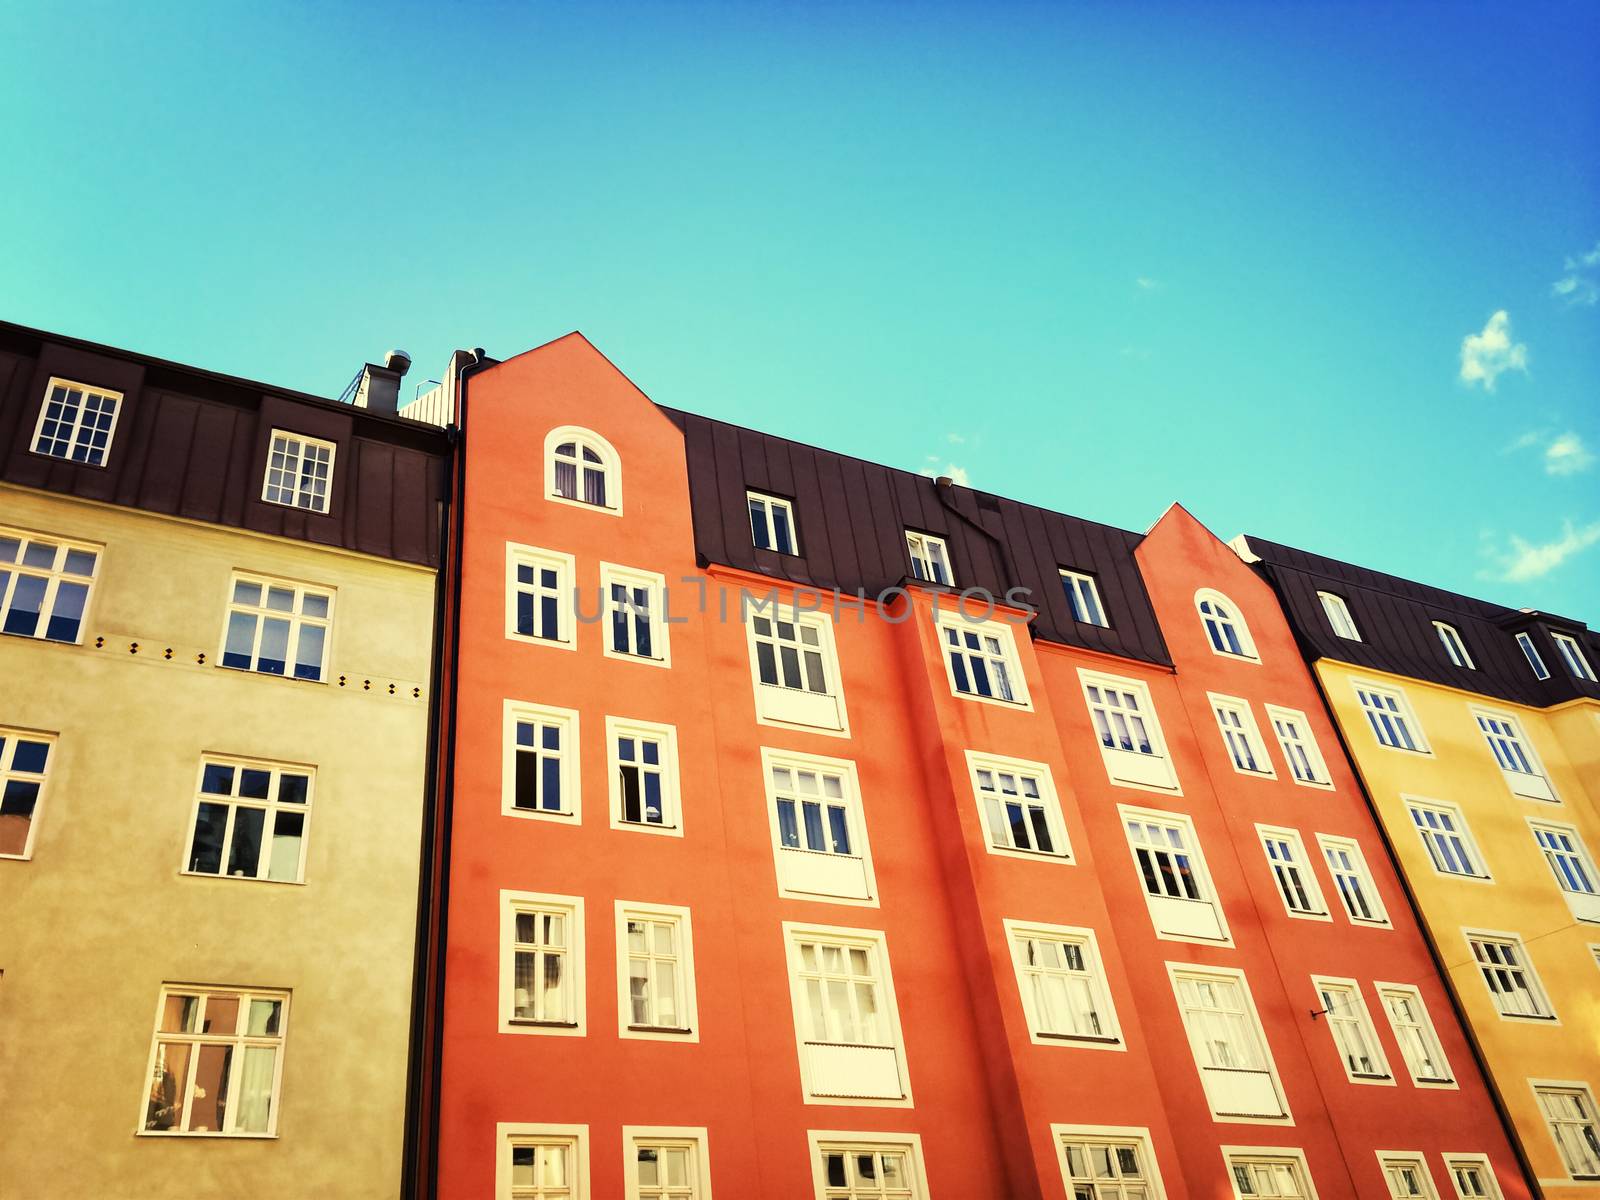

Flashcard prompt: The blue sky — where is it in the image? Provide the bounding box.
[3,1,1596,616]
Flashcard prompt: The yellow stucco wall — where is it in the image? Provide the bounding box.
[1317,659,1600,1196]
[0,483,436,1197]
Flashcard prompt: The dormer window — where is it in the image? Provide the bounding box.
[905,530,952,585]
[545,427,620,513]
[263,431,335,513]
[1433,621,1475,670]
[747,491,797,554]
[1195,589,1257,660]
[1553,632,1598,682]
[1318,591,1360,641]
[31,377,122,467]
[1516,632,1551,680]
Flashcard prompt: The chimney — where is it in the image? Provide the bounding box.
[352,349,412,415]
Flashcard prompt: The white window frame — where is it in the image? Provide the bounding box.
[1552,632,1598,682]
[783,922,911,1107]
[1222,1146,1320,1199]
[506,543,576,649]
[1210,693,1277,778]
[904,530,952,586]
[503,700,581,823]
[623,1126,711,1200]
[1256,824,1331,921]
[1080,669,1180,793]
[1377,1153,1441,1199]
[1317,834,1392,927]
[498,1122,590,1200]
[1319,591,1361,641]
[30,376,123,467]
[218,572,334,683]
[615,901,699,1042]
[1375,982,1456,1088]
[1353,680,1430,754]
[1061,567,1109,627]
[745,602,849,736]
[1264,705,1333,789]
[935,613,1032,709]
[807,1131,930,1199]
[762,748,878,906]
[1462,928,1556,1022]
[1121,805,1230,945]
[0,726,55,860]
[965,751,1072,862]
[545,425,621,515]
[1441,1153,1503,1199]
[1004,919,1123,1049]
[1515,632,1551,680]
[1432,622,1476,670]
[1528,817,1600,923]
[499,890,585,1036]
[261,429,336,513]
[1404,797,1491,882]
[182,755,314,885]
[1530,1080,1600,1182]
[1167,963,1290,1123]
[1311,976,1394,1084]
[747,490,798,554]
[606,716,682,837]
[138,983,289,1138]
[1471,706,1555,802]
[1053,1125,1169,1199]
[601,562,671,667]
[0,525,101,645]
[1196,589,1259,661]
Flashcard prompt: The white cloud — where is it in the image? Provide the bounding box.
[1459,310,1528,389]
[1480,519,1600,582]
[1503,429,1545,453]
[1545,431,1596,476]
[921,462,971,487]
[946,432,966,445]
[1552,241,1600,307]
[1135,277,1162,291]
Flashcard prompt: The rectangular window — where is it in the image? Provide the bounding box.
[1211,694,1275,777]
[1379,1154,1440,1199]
[141,985,287,1136]
[784,923,910,1103]
[616,902,698,1040]
[1552,632,1598,682]
[1318,835,1390,926]
[0,727,54,859]
[747,606,848,733]
[219,574,332,681]
[625,1127,710,1200]
[500,891,584,1035]
[1081,670,1179,792]
[809,1134,929,1199]
[1265,705,1331,787]
[262,430,335,512]
[31,377,122,466]
[184,757,313,884]
[967,752,1071,860]
[1226,1150,1315,1198]
[1434,622,1476,669]
[499,1124,589,1200]
[1473,709,1555,801]
[938,616,1029,707]
[1319,591,1360,640]
[1442,1154,1503,1199]
[1529,820,1600,923]
[607,717,680,835]
[1005,920,1121,1046]
[1169,965,1288,1120]
[1376,983,1454,1086]
[1257,825,1329,919]
[1312,977,1392,1082]
[1054,1127,1166,1199]
[504,702,579,822]
[1122,806,1228,943]
[1355,682,1427,753]
[1516,632,1551,680]
[1464,931,1554,1020]
[905,530,952,585]
[1405,799,1488,879]
[1534,1083,1600,1180]
[603,563,669,665]
[748,490,798,554]
[1061,568,1109,627]
[0,527,98,644]
[764,750,876,904]
[506,543,575,647]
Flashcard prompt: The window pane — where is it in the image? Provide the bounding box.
[186,1044,233,1131]
[145,1042,191,1131]
[227,807,265,877]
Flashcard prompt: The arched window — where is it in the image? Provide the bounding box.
[544,427,621,513]
[1196,590,1257,660]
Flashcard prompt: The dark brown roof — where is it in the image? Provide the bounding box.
[0,321,450,568]
[661,407,1172,668]
[1241,535,1599,708]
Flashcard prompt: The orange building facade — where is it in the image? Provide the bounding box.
[419,333,1534,1200]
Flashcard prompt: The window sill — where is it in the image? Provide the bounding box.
[952,689,1031,711]
[179,869,306,887]
[1349,1072,1393,1082]
[1035,1031,1120,1045]
[545,492,621,517]
[505,806,579,821]
[628,1024,692,1034]
[262,498,331,516]
[137,1129,278,1139]
[215,663,329,686]
[986,843,1071,864]
[1415,1077,1455,1086]
[508,1018,580,1029]
[504,631,577,651]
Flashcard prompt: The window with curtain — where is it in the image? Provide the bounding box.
[547,428,618,510]
[142,986,286,1136]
